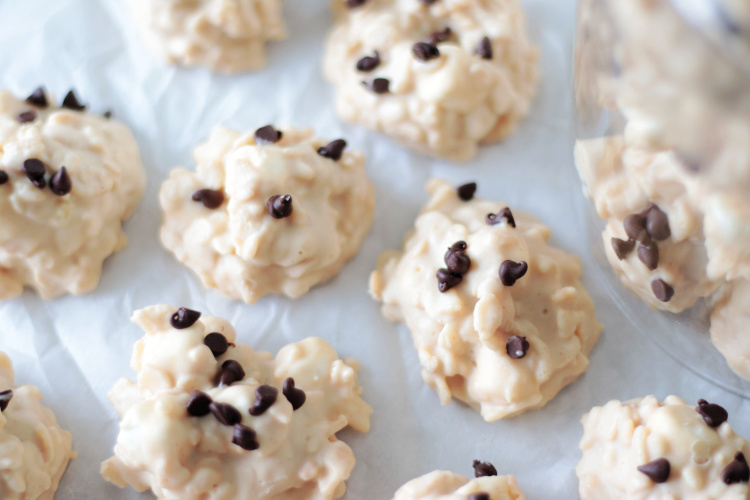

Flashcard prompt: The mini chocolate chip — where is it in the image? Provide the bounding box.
[17,111,36,123]
[209,401,242,426]
[486,207,515,227]
[457,182,476,201]
[317,139,347,161]
[103,110,112,119]
[637,458,670,483]
[186,390,212,417]
[413,42,440,61]
[170,307,201,329]
[420,0,438,4]
[254,125,283,145]
[249,385,279,416]
[624,213,648,241]
[472,460,497,477]
[499,260,528,286]
[0,171,8,185]
[696,399,728,428]
[506,335,529,359]
[346,0,368,7]
[651,279,674,302]
[219,360,245,387]
[637,243,659,271]
[232,423,260,450]
[436,268,463,292]
[0,390,12,412]
[646,205,671,241]
[428,27,452,44]
[356,51,380,72]
[192,189,224,209]
[61,90,85,111]
[49,167,72,196]
[204,332,229,357]
[476,36,493,59]
[468,494,489,500]
[267,194,293,219]
[363,78,390,94]
[611,237,635,260]
[26,87,48,108]
[722,452,750,484]
[31,177,46,189]
[444,241,470,275]
[22,158,46,180]
[283,377,306,410]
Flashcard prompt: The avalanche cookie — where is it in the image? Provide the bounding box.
[323,0,538,161]
[393,461,526,500]
[369,179,602,420]
[125,0,286,73]
[101,304,372,499]
[0,351,75,500]
[711,280,750,381]
[578,395,750,499]
[0,88,146,299]
[159,125,375,303]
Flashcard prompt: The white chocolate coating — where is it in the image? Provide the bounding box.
[101,304,372,500]
[125,0,286,73]
[393,470,525,500]
[578,395,750,499]
[0,352,75,500]
[369,179,602,420]
[323,0,538,161]
[711,280,750,381]
[0,90,146,300]
[159,126,375,303]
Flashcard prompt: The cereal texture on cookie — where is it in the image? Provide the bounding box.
[578,395,750,499]
[159,126,375,303]
[711,280,750,381]
[323,0,538,161]
[0,351,75,500]
[369,179,602,420]
[101,304,372,500]
[125,0,286,73]
[0,89,146,300]
[393,468,525,500]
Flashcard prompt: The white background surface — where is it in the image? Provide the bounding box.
[1,0,749,499]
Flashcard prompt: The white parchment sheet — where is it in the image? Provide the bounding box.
[1,0,749,498]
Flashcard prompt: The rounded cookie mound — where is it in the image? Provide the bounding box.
[323,0,538,161]
[711,280,750,381]
[101,304,372,500]
[393,463,525,500]
[0,88,146,299]
[0,351,75,500]
[578,395,750,499]
[369,179,602,420]
[159,126,375,303]
[125,0,286,73]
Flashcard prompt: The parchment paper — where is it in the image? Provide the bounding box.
[1,0,749,499]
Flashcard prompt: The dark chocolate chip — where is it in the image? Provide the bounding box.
[23,158,46,180]
[696,399,728,428]
[17,111,36,123]
[49,167,72,196]
[486,207,515,227]
[317,139,347,161]
[232,423,260,450]
[209,401,242,426]
[356,51,380,72]
[363,78,390,94]
[346,0,368,7]
[413,42,440,61]
[254,125,283,145]
[31,177,46,189]
[476,36,493,59]
[249,385,279,416]
[637,458,670,483]
[283,377,306,410]
[468,494,489,500]
[25,87,48,108]
[611,237,635,260]
[457,182,476,201]
[0,171,8,185]
[103,110,112,119]
[420,0,438,5]
[170,307,201,329]
[61,90,85,111]
[191,189,224,209]
[219,360,245,387]
[646,205,671,241]
[624,213,648,241]
[0,390,12,412]
[506,335,529,359]
[436,268,463,292]
[499,260,528,286]
[267,194,293,219]
[722,452,750,484]
[428,27,452,44]
[472,460,497,477]
[651,279,674,302]
[444,241,470,275]
[186,390,212,417]
[637,242,659,270]
[204,332,229,357]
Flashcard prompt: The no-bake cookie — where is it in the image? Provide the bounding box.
[393,461,525,500]
[370,179,602,420]
[159,126,375,303]
[711,280,750,382]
